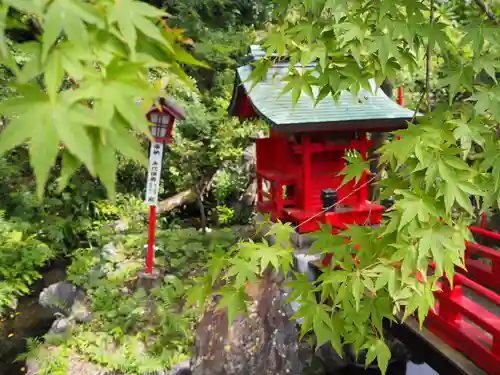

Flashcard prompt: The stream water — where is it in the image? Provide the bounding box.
[339,360,440,375]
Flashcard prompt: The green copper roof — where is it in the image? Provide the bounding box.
[234,62,417,132]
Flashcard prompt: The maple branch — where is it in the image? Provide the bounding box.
[426,0,435,112]
[472,0,500,25]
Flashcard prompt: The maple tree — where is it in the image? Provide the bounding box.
[0,0,204,199]
[189,0,500,373]
[0,0,500,373]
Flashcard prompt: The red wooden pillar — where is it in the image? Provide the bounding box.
[439,281,463,322]
[146,205,157,273]
[397,87,404,106]
[359,132,369,203]
[302,135,312,212]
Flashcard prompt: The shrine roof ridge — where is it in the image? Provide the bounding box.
[229,46,420,132]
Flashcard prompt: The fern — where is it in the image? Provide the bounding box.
[18,337,70,375]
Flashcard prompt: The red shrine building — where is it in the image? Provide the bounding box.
[229,46,415,233]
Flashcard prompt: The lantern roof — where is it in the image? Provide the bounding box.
[228,45,419,133]
[147,97,186,121]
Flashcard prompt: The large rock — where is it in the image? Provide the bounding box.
[39,281,77,312]
[0,264,67,375]
[190,273,307,375]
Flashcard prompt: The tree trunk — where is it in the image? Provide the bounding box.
[195,183,207,232]
[368,78,394,201]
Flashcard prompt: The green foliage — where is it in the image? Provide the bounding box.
[66,248,97,286]
[166,90,265,195]
[26,226,238,374]
[0,0,203,200]
[192,1,500,374]
[215,204,236,225]
[90,193,149,234]
[157,227,237,274]
[338,150,372,187]
[17,338,70,375]
[164,0,271,94]
[0,151,108,253]
[0,211,54,315]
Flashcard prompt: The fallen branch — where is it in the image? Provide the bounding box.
[157,189,197,214]
[157,167,218,214]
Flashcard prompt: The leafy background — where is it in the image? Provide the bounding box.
[0,0,499,375]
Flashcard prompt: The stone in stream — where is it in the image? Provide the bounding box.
[0,264,67,375]
[39,281,77,312]
[167,360,191,375]
[190,271,314,375]
[48,316,74,335]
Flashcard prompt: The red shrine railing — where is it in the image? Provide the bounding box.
[319,215,500,374]
[424,221,500,374]
[426,270,500,374]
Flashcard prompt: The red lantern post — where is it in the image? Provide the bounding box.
[144,98,185,274]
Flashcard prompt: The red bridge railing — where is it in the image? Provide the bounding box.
[425,224,500,374]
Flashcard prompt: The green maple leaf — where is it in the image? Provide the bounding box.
[313,304,334,347]
[442,181,473,215]
[275,247,294,276]
[41,0,105,63]
[255,213,271,234]
[337,151,371,187]
[379,125,422,168]
[290,21,319,43]
[396,191,441,229]
[453,118,486,155]
[425,21,453,53]
[266,221,295,249]
[307,224,346,255]
[335,22,367,44]
[254,245,281,272]
[351,273,363,312]
[469,87,500,122]
[365,339,391,375]
[0,85,106,197]
[438,66,474,104]
[285,272,319,303]
[369,34,400,70]
[280,70,317,107]
[207,249,229,284]
[107,0,169,55]
[323,0,349,14]
[262,27,289,56]
[341,224,372,255]
[217,286,249,328]
[186,275,211,310]
[227,257,258,287]
[473,56,500,82]
[291,294,318,337]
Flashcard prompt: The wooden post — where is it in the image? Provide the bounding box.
[438,281,462,323]
[146,205,157,273]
